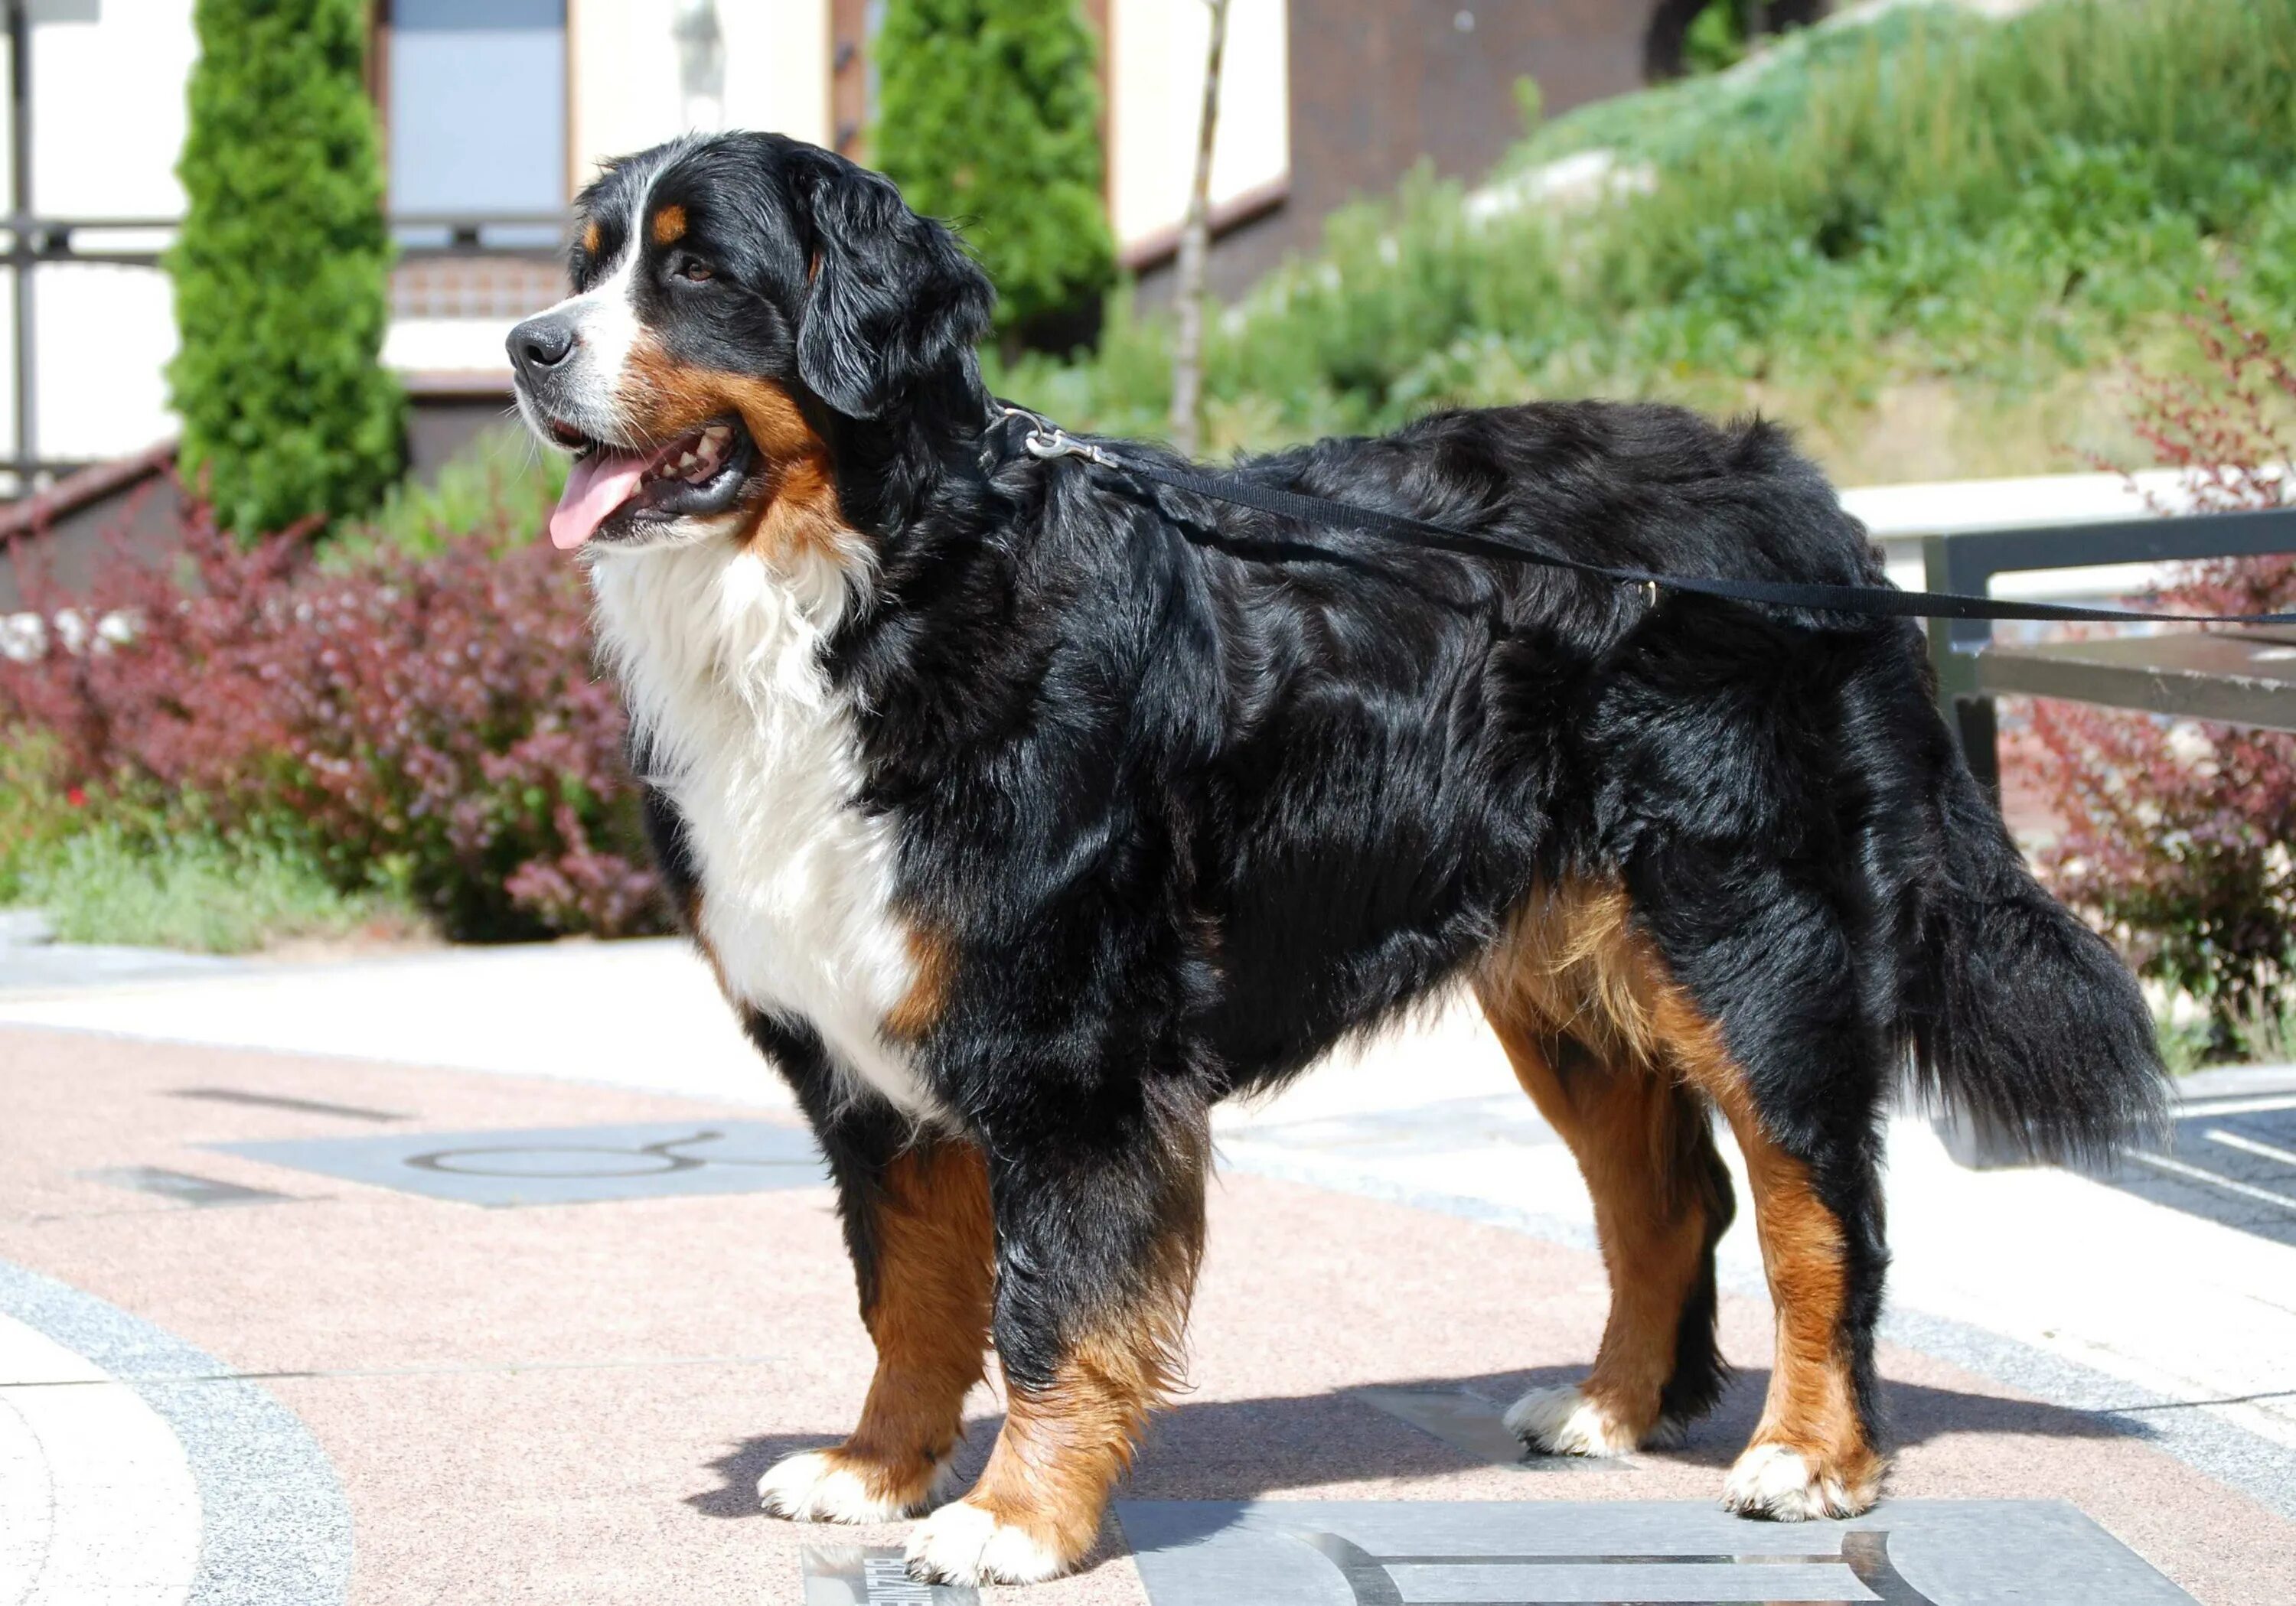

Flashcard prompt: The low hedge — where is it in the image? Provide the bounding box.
[0,500,659,942]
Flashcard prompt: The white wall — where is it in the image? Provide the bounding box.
[0,0,196,470]
[567,0,830,188]
[719,1,830,150]
[1107,0,1287,253]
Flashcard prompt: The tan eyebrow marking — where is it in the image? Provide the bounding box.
[581,220,601,256]
[651,204,687,247]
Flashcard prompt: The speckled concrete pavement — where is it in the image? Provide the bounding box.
[4,1024,2293,1605]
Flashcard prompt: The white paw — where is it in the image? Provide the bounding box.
[1504,1384,1641,1457]
[1721,1442,1862,1520]
[903,1498,1066,1586]
[757,1448,949,1523]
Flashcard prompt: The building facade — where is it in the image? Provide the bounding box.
[2,0,1777,495]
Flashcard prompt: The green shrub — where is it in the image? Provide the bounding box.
[333,427,567,565]
[2,737,413,955]
[0,730,77,907]
[168,0,404,535]
[873,0,1114,349]
[17,819,405,955]
[1683,0,1753,77]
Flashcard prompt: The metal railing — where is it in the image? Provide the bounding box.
[0,209,567,490]
[1922,505,2296,791]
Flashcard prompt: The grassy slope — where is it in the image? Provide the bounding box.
[996,0,2296,486]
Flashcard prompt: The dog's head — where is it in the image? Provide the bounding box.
[510,133,994,554]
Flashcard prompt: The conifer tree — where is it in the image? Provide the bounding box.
[873,0,1115,350]
[168,0,403,533]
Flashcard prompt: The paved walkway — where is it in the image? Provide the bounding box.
[2,934,2294,1603]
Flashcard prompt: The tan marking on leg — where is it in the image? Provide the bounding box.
[618,346,857,567]
[1702,1091,1881,1507]
[933,1156,1205,1575]
[1480,878,1878,1504]
[1476,1005,1714,1448]
[1635,930,1882,1509]
[1481,879,1664,1066]
[681,888,737,1005]
[884,926,955,1044]
[651,202,687,247]
[775,1140,994,1516]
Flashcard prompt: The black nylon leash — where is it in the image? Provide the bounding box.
[992,407,2296,629]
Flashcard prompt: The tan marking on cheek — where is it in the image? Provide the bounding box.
[885,926,956,1044]
[677,888,738,1006]
[582,219,602,256]
[619,341,857,568]
[651,203,687,247]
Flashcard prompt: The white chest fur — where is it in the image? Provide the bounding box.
[589,538,933,1117]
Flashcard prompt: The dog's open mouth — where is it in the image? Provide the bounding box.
[546,417,756,550]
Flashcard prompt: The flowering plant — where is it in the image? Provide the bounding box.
[0,503,660,940]
[2011,295,2296,1051]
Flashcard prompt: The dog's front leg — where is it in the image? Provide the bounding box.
[760,1129,995,1521]
[905,1096,1210,1586]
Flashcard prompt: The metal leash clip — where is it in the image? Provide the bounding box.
[1022,422,1118,469]
[993,399,1120,470]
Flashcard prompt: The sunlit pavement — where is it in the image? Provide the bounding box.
[2,936,2294,1603]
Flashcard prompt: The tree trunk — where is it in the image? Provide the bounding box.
[1168,0,1230,460]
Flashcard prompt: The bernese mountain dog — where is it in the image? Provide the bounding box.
[508,132,2167,1586]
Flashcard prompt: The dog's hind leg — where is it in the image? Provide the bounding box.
[1642,955,1890,1521]
[904,1093,1208,1587]
[1479,996,1735,1456]
[758,1130,995,1523]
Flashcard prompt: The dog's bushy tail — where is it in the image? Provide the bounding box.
[1902,761,2169,1168]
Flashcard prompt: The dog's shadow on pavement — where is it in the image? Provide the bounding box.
[687,1363,2135,1518]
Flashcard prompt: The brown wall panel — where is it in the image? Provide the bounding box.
[1144,0,1728,303]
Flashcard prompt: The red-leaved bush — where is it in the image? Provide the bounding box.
[0,504,662,940]
[2009,294,2295,1043]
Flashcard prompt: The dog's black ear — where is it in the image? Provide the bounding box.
[794,158,995,419]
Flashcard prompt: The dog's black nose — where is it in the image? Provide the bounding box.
[509,314,577,378]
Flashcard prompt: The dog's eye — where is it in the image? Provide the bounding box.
[677,257,715,285]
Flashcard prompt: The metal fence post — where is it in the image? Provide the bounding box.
[1921,529,2000,799]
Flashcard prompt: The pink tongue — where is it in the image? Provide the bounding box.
[549,449,654,550]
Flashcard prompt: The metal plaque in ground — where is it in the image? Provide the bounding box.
[1114,1499,2192,1606]
[210,1119,826,1207]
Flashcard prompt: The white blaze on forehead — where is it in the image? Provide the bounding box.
[577,225,647,397]
[571,182,653,398]
[523,178,654,418]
